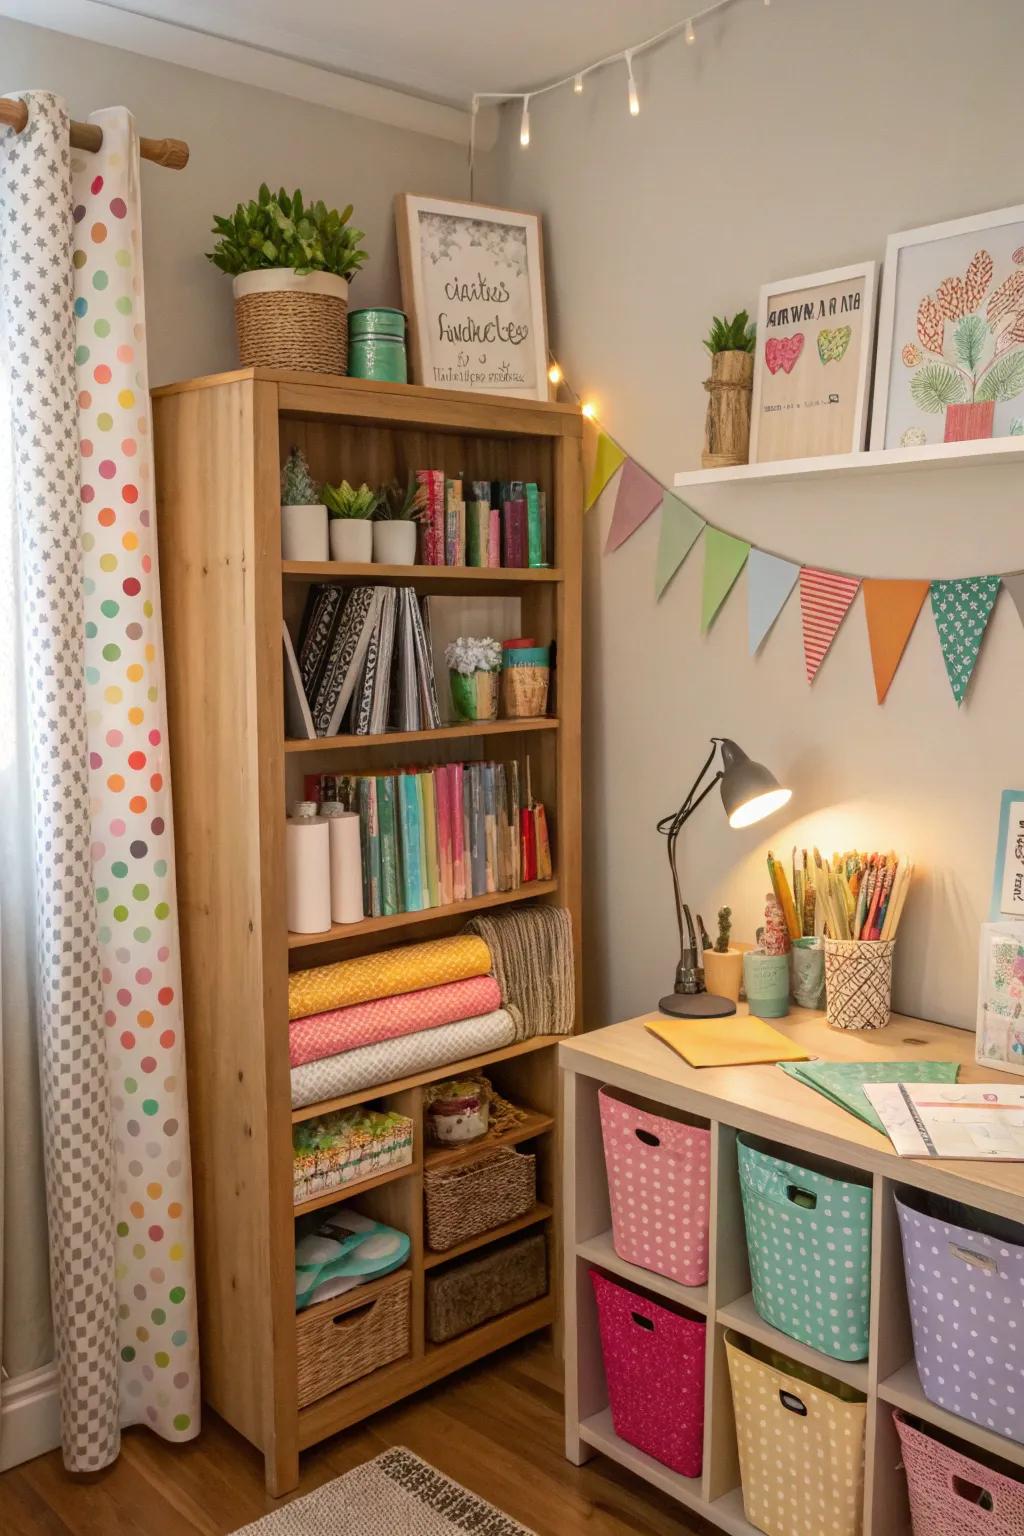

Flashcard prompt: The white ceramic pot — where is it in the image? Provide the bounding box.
[281,503,328,562]
[329,519,373,562]
[372,521,418,565]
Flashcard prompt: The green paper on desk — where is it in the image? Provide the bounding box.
[779,1059,959,1135]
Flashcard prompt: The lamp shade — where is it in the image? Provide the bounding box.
[718,738,791,829]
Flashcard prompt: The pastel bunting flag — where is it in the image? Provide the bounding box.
[1002,571,1024,630]
[748,549,800,654]
[584,431,626,511]
[605,457,664,552]
[655,493,705,599]
[701,528,750,632]
[862,579,930,703]
[800,568,861,683]
[930,576,1001,705]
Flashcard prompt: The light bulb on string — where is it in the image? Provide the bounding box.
[625,50,639,116]
[686,17,696,43]
[573,73,584,95]
[581,400,597,420]
[548,362,562,385]
[519,95,531,147]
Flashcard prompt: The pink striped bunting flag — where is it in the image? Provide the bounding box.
[799,568,861,683]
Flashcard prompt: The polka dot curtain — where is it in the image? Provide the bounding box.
[72,109,199,1448]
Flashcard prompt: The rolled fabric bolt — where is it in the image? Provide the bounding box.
[321,805,364,925]
[286,802,332,934]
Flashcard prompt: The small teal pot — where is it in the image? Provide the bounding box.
[742,952,790,1019]
[347,308,407,383]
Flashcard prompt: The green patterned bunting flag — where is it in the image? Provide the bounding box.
[655,492,705,599]
[930,576,1001,705]
[584,432,626,511]
[701,527,750,632]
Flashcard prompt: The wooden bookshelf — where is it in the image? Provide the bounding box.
[152,368,582,1495]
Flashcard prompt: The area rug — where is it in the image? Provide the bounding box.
[232,1447,537,1534]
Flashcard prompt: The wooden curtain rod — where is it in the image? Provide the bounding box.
[0,99,189,168]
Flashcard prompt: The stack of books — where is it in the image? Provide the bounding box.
[302,761,553,919]
[416,471,548,569]
[283,584,442,740]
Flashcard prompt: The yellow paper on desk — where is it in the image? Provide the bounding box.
[645,1015,810,1068]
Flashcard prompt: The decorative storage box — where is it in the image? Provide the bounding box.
[737,1134,872,1361]
[976,920,1024,1076]
[599,1086,711,1287]
[725,1332,867,1536]
[426,1231,547,1344]
[590,1268,706,1478]
[295,1269,411,1407]
[895,1186,1024,1443]
[895,1410,1024,1535]
[292,1106,414,1205]
[423,1145,536,1253]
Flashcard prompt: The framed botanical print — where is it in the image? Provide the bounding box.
[749,261,878,463]
[395,194,549,399]
[872,203,1024,449]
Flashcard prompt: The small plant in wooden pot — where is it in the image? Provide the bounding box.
[373,472,428,565]
[702,905,744,1004]
[702,312,756,469]
[280,447,327,562]
[207,185,368,376]
[323,479,380,562]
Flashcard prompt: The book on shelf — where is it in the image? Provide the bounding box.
[411,467,547,569]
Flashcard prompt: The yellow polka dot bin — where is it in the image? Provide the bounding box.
[725,1332,867,1536]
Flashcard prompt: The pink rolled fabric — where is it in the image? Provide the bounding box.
[288,974,503,1068]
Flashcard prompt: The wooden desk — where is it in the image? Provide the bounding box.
[559,1007,1024,1536]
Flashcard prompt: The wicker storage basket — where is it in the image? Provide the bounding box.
[295,1269,411,1407]
[824,937,895,1031]
[427,1231,547,1344]
[424,1146,536,1253]
[232,270,348,375]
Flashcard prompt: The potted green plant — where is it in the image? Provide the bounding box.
[701,904,745,1004]
[323,479,380,562]
[373,472,428,565]
[207,185,368,376]
[702,312,756,469]
[280,446,327,561]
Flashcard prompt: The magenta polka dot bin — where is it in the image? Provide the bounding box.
[895,1410,1024,1536]
[590,1268,706,1478]
[598,1086,711,1287]
[895,1186,1024,1445]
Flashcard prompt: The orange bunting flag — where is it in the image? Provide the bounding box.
[799,568,861,683]
[862,579,930,704]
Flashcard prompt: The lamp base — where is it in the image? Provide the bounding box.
[658,991,737,1019]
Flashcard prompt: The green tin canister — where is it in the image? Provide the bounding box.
[347,307,407,383]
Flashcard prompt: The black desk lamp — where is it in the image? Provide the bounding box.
[657,737,791,1018]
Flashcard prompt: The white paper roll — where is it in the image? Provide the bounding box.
[285,814,332,933]
[281,503,329,562]
[325,810,364,924]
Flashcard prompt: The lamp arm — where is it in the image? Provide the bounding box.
[659,752,724,989]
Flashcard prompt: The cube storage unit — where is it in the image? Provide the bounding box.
[894,1409,1024,1535]
[561,1008,1024,1536]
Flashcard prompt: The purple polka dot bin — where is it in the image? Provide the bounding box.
[895,1410,1024,1536]
[590,1268,706,1478]
[896,1187,1024,1446]
[598,1087,710,1287]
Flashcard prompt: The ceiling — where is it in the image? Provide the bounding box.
[88,0,690,106]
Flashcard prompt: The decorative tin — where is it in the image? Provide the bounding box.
[347,307,407,382]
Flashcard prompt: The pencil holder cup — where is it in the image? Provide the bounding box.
[823,938,895,1031]
[742,952,790,1018]
[790,938,825,1010]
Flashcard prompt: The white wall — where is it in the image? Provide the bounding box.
[0,15,470,384]
[484,0,1024,1032]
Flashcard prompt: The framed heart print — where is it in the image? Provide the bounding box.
[749,261,878,463]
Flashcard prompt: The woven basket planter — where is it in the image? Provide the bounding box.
[295,1270,411,1407]
[424,1146,536,1252]
[232,269,348,375]
[823,937,895,1031]
[427,1231,547,1344]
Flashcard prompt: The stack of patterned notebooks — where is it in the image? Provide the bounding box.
[283,584,441,740]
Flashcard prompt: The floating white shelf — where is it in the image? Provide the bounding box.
[673,434,1024,489]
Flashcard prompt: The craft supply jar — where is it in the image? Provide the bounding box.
[449,667,499,721]
[742,952,790,1018]
[347,307,407,383]
[790,937,825,1009]
[500,640,550,718]
[824,938,895,1030]
[426,1079,490,1145]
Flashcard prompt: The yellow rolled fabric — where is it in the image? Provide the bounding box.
[288,934,493,1022]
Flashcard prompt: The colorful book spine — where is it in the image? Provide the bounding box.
[494,761,510,892]
[415,773,430,905]
[468,765,486,898]
[416,469,445,565]
[521,804,537,884]
[445,477,464,566]
[501,482,527,568]
[467,482,491,567]
[488,505,501,568]
[420,770,440,910]
[449,762,466,901]
[435,766,453,906]
[525,482,543,568]
[507,759,521,889]
[482,763,497,895]
[365,777,382,917]
[538,490,548,565]
[398,773,424,911]
[534,803,552,880]
[377,775,400,917]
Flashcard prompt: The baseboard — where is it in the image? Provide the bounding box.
[0,1364,61,1471]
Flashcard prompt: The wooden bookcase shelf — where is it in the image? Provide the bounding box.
[153,368,582,1494]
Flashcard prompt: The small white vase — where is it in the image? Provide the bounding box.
[329,519,373,562]
[372,521,418,565]
[281,503,328,562]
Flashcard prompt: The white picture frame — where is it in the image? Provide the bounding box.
[871,202,1024,450]
[749,262,878,464]
[394,193,549,399]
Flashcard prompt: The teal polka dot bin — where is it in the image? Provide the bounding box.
[737,1135,872,1362]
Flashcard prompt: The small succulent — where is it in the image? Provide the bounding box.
[323,480,381,520]
[376,471,429,522]
[207,184,367,280]
[280,447,321,506]
[704,311,756,355]
[715,905,733,953]
[445,636,503,675]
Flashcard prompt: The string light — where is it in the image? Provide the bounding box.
[548,362,562,385]
[685,18,696,43]
[519,95,531,147]
[625,50,640,115]
[581,400,597,420]
[573,73,584,95]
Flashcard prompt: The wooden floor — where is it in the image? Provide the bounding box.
[0,1336,712,1535]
